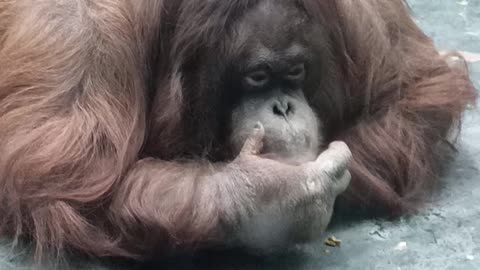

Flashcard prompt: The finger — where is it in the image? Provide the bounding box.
[334,170,352,194]
[240,122,265,156]
[315,141,352,169]
[311,142,352,179]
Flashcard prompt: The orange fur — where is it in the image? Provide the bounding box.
[0,0,476,262]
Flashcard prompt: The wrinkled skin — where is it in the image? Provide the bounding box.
[225,124,351,252]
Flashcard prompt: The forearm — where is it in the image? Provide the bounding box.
[109,148,350,255]
[110,157,298,254]
[110,158,230,253]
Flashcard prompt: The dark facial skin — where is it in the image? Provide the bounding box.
[225,0,326,163]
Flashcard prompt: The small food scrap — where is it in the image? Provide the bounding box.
[324,235,342,247]
[324,249,331,254]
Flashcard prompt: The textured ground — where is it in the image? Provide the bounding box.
[1,0,479,269]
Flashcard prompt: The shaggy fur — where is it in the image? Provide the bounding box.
[0,0,476,262]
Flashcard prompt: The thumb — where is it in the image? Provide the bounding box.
[240,122,265,156]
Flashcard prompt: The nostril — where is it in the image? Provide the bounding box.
[273,101,294,117]
[286,101,293,115]
[273,102,285,116]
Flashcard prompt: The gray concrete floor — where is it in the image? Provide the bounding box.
[1,1,479,269]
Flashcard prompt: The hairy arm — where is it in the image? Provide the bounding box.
[0,0,352,260]
[112,129,352,255]
[0,0,160,259]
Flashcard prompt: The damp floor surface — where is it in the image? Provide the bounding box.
[1,0,479,269]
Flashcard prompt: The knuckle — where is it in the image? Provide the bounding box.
[343,147,353,159]
[321,160,344,178]
[341,150,353,165]
[344,146,353,160]
[323,162,339,178]
[331,141,351,153]
[307,161,337,181]
[342,170,352,184]
[335,171,352,192]
[329,141,347,149]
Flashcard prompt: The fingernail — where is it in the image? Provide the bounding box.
[254,122,261,130]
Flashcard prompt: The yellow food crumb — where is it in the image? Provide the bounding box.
[324,235,342,247]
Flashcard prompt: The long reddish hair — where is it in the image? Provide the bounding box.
[0,0,476,263]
